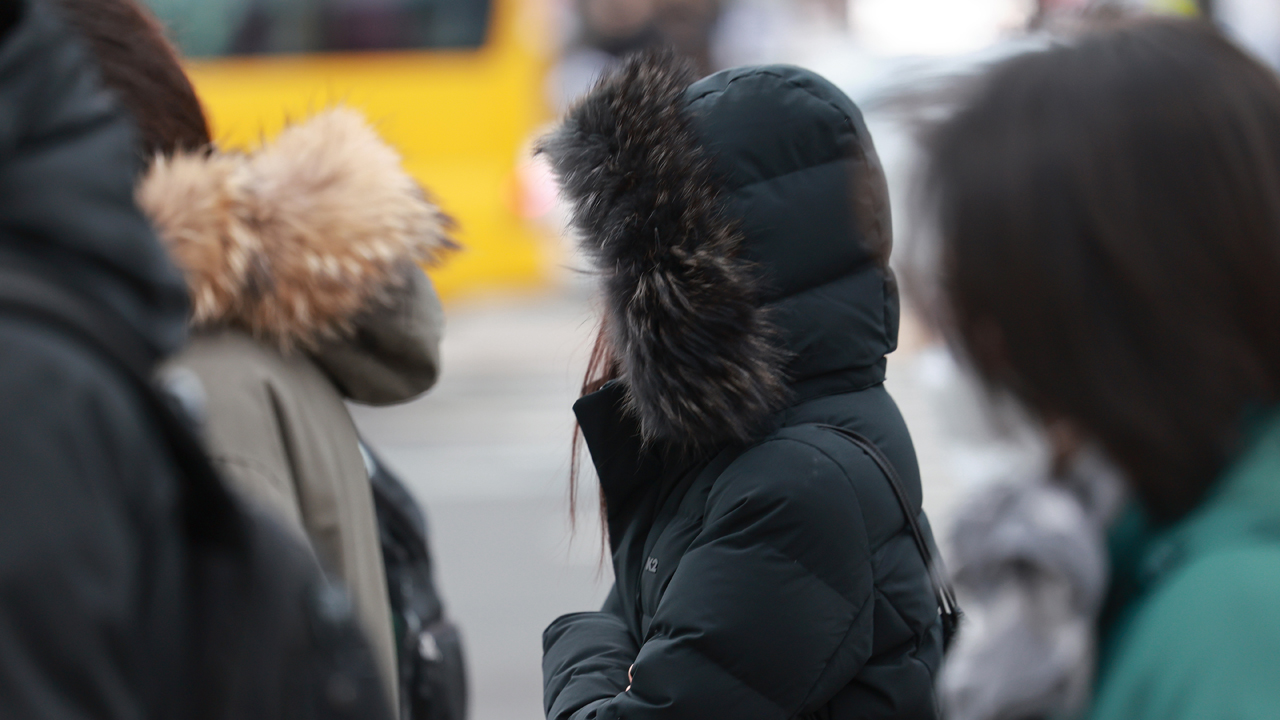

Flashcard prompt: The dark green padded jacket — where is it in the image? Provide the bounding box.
[540,52,944,720]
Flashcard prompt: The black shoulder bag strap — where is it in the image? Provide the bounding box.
[815,424,962,650]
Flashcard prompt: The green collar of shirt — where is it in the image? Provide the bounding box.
[1100,408,1280,667]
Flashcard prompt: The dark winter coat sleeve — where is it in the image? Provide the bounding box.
[543,605,638,720]
[546,437,876,720]
[0,325,186,719]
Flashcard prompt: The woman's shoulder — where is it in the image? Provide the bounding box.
[1091,545,1280,720]
[728,424,865,483]
[706,420,921,545]
[1119,543,1280,649]
[731,422,902,491]
[710,426,890,521]
[166,328,352,448]
[171,328,337,395]
[175,327,281,365]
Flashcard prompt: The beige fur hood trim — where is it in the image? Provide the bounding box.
[137,107,454,350]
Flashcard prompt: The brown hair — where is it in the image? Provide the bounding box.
[53,0,210,156]
[925,18,1280,521]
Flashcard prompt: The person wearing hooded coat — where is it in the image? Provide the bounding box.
[0,0,198,714]
[540,51,944,720]
[135,107,454,710]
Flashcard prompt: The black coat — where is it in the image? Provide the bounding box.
[541,55,943,720]
[0,2,194,716]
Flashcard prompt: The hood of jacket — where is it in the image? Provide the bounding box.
[542,50,897,448]
[0,0,190,363]
[137,107,454,405]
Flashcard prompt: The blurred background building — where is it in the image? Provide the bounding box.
[139,0,1273,717]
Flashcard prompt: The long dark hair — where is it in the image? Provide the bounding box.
[569,322,619,533]
[52,0,211,157]
[925,18,1280,521]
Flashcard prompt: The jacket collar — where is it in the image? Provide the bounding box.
[1110,408,1280,597]
[573,382,670,548]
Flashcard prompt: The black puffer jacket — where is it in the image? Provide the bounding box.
[0,2,194,717]
[540,53,944,720]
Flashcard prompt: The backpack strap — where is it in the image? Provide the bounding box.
[814,423,962,649]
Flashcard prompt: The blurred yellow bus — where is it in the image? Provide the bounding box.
[143,0,556,300]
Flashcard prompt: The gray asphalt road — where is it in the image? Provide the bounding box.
[350,289,958,720]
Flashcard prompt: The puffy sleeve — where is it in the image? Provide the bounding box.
[546,438,877,720]
[543,603,638,720]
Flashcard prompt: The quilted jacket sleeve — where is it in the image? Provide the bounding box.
[543,604,638,720]
[548,437,877,720]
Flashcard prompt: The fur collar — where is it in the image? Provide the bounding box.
[137,107,454,350]
[541,50,789,448]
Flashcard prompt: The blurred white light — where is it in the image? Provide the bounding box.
[1218,0,1280,69]
[851,0,1031,55]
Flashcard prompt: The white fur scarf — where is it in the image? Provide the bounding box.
[940,449,1126,720]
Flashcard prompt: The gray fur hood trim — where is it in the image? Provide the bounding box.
[539,49,789,448]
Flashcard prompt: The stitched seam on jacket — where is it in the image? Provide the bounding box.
[871,586,915,646]
[864,593,940,681]
[707,437,874,715]
[714,437,873,605]
[645,636,791,716]
[774,435,880,712]
[731,157,851,195]
[797,588,876,713]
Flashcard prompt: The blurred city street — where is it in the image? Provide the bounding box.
[194,1,1274,717]
[7,0,1279,717]
[350,288,963,720]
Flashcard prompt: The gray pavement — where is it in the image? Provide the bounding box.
[350,289,958,720]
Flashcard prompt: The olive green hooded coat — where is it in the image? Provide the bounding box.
[139,108,453,710]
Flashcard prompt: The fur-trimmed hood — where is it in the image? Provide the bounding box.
[138,107,454,404]
[544,51,897,448]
